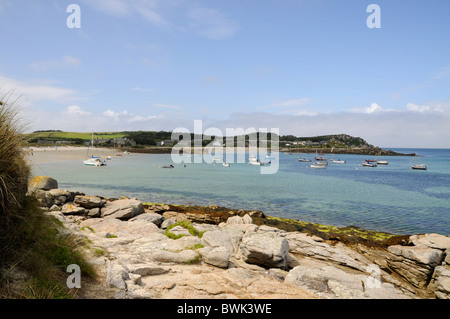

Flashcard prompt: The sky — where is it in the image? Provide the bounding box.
[0,0,449,148]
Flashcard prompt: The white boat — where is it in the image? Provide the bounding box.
[310,164,326,169]
[298,158,312,162]
[377,152,388,165]
[84,156,106,166]
[362,162,377,167]
[411,156,427,170]
[222,163,230,167]
[314,161,328,166]
[83,132,107,166]
[249,155,265,165]
[331,159,346,164]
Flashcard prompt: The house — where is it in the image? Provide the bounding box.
[113,138,136,147]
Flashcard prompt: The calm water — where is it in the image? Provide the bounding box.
[31,148,450,236]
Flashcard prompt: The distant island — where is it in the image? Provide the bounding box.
[24,131,415,156]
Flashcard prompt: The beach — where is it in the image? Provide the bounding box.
[25,146,121,164]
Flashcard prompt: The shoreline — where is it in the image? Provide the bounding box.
[30,178,450,299]
[24,146,122,163]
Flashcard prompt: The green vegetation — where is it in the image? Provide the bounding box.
[164,220,205,240]
[264,215,409,246]
[0,92,95,298]
[24,129,371,150]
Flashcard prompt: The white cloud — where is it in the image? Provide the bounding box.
[65,105,91,116]
[102,108,158,123]
[406,103,443,113]
[30,55,81,71]
[0,75,80,104]
[350,102,385,114]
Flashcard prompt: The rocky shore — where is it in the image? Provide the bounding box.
[29,176,450,299]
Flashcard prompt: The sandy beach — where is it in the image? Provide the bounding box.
[24,146,122,164]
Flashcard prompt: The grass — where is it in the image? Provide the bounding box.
[164,220,205,240]
[24,131,127,142]
[0,91,95,298]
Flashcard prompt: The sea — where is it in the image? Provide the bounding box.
[31,148,450,236]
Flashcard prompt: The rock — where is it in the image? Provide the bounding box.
[150,249,199,264]
[227,215,244,225]
[102,199,144,220]
[429,265,450,299]
[168,225,192,237]
[201,228,245,255]
[387,245,445,288]
[239,231,290,269]
[162,211,189,222]
[126,263,170,276]
[106,262,130,290]
[129,212,165,227]
[242,214,253,224]
[49,204,61,211]
[161,219,176,229]
[28,176,58,192]
[286,232,370,272]
[204,246,230,268]
[74,195,104,209]
[61,203,87,215]
[88,207,101,218]
[285,265,409,299]
[410,234,450,251]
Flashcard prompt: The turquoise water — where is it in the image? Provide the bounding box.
[31,148,450,236]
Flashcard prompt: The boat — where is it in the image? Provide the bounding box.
[249,155,265,166]
[362,162,377,167]
[411,164,427,170]
[159,164,174,168]
[222,163,230,167]
[314,161,328,166]
[83,132,107,166]
[376,152,388,165]
[411,156,427,170]
[315,156,326,161]
[310,164,326,169]
[331,159,346,164]
[365,159,377,163]
[84,155,106,166]
[298,158,312,162]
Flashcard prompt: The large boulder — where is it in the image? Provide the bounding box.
[102,199,144,220]
[285,265,409,299]
[28,176,58,192]
[429,265,450,299]
[74,195,104,209]
[239,231,289,269]
[387,245,445,288]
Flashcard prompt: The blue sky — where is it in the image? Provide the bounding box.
[0,0,449,147]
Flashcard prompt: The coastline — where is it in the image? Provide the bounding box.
[24,146,122,163]
[28,178,450,299]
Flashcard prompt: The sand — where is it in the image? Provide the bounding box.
[24,146,122,164]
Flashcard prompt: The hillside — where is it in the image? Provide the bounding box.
[25,130,372,149]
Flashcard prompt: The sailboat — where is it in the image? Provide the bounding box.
[411,156,427,170]
[377,152,389,165]
[83,132,107,166]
